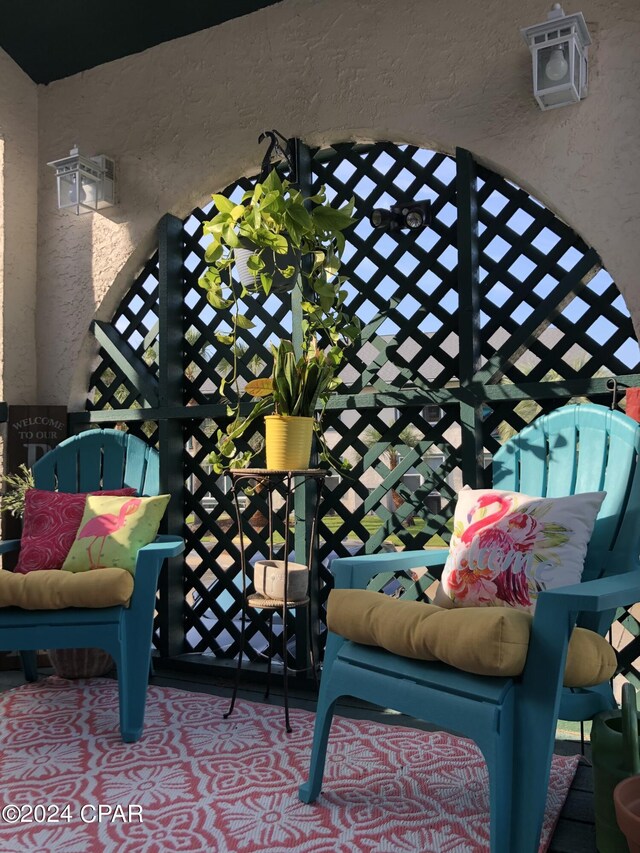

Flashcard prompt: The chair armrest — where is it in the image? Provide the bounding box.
[136,535,185,561]
[535,572,640,615]
[129,535,185,608]
[529,572,640,654]
[0,539,21,556]
[521,571,640,716]
[331,548,449,591]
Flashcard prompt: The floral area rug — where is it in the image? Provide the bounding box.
[0,677,578,852]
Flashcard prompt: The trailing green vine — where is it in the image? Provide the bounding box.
[198,168,360,472]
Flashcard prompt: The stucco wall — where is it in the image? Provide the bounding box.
[32,0,640,407]
[0,49,37,405]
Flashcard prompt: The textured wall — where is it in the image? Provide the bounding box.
[0,49,37,404]
[31,0,640,406]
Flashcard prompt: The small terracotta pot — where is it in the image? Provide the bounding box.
[614,776,640,853]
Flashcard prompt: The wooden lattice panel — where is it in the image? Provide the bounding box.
[314,145,460,392]
[78,141,640,683]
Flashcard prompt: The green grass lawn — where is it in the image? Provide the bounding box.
[193,512,451,547]
[320,514,450,547]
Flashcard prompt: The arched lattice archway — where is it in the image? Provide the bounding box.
[73,142,640,683]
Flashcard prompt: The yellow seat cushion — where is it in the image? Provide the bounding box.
[327,589,617,688]
[0,568,134,610]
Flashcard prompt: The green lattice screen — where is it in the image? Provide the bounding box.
[76,141,640,682]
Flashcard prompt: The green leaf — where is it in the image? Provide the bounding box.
[245,378,274,397]
[313,279,336,297]
[260,273,273,295]
[211,194,237,214]
[233,314,256,330]
[246,253,265,272]
[204,242,223,264]
[285,203,313,231]
[250,183,263,204]
[211,458,225,475]
[206,290,232,310]
[222,226,240,248]
[313,204,355,232]
[284,218,303,247]
[219,437,236,458]
[271,234,289,254]
[260,190,282,211]
[214,332,234,345]
[262,169,284,195]
[341,323,360,341]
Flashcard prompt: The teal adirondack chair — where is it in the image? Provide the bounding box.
[0,429,184,742]
[299,403,640,852]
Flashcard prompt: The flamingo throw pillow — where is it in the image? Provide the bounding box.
[435,487,606,613]
[15,488,138,574]
[61,494,170,575]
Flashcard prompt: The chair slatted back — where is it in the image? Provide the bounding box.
[33,430,159,497]
[492,404,640,633]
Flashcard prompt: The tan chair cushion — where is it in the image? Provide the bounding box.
[0,568,133,609]
[327,589,617,688]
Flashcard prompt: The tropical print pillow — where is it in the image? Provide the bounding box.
[436,487,606,613]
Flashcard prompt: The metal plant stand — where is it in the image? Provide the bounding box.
[223,468,326,732]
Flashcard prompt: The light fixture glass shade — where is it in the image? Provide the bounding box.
[521,5,591,111]
[47,146,115,215]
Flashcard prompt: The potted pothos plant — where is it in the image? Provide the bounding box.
[198,168,360,472]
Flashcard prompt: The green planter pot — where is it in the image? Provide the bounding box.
[592,683,640,853]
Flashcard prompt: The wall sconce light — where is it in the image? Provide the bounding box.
[47,145,115,214]
[521,4,591,110]
[370,200,431,232]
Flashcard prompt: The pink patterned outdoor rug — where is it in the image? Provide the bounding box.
[0,677,578,852]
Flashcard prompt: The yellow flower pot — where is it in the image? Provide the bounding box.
[265,415,313,470]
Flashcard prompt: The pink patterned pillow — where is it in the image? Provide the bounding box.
[15,488,137,574]
[435,487,606,613]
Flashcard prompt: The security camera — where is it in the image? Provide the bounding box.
[370,199,431,231]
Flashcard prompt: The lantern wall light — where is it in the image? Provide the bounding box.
[47,145,115,214]
[521,3,592,111]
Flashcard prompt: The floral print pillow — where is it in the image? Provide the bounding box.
[437,488,606,613]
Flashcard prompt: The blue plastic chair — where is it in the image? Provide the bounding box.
[299,404,640,852]
[0,429,184,742]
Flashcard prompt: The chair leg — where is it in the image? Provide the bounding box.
[482,735,515,853]
[298,689,339,804]
[506,709,558,851]
[19,651,38,682]
[117,646,152,743]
